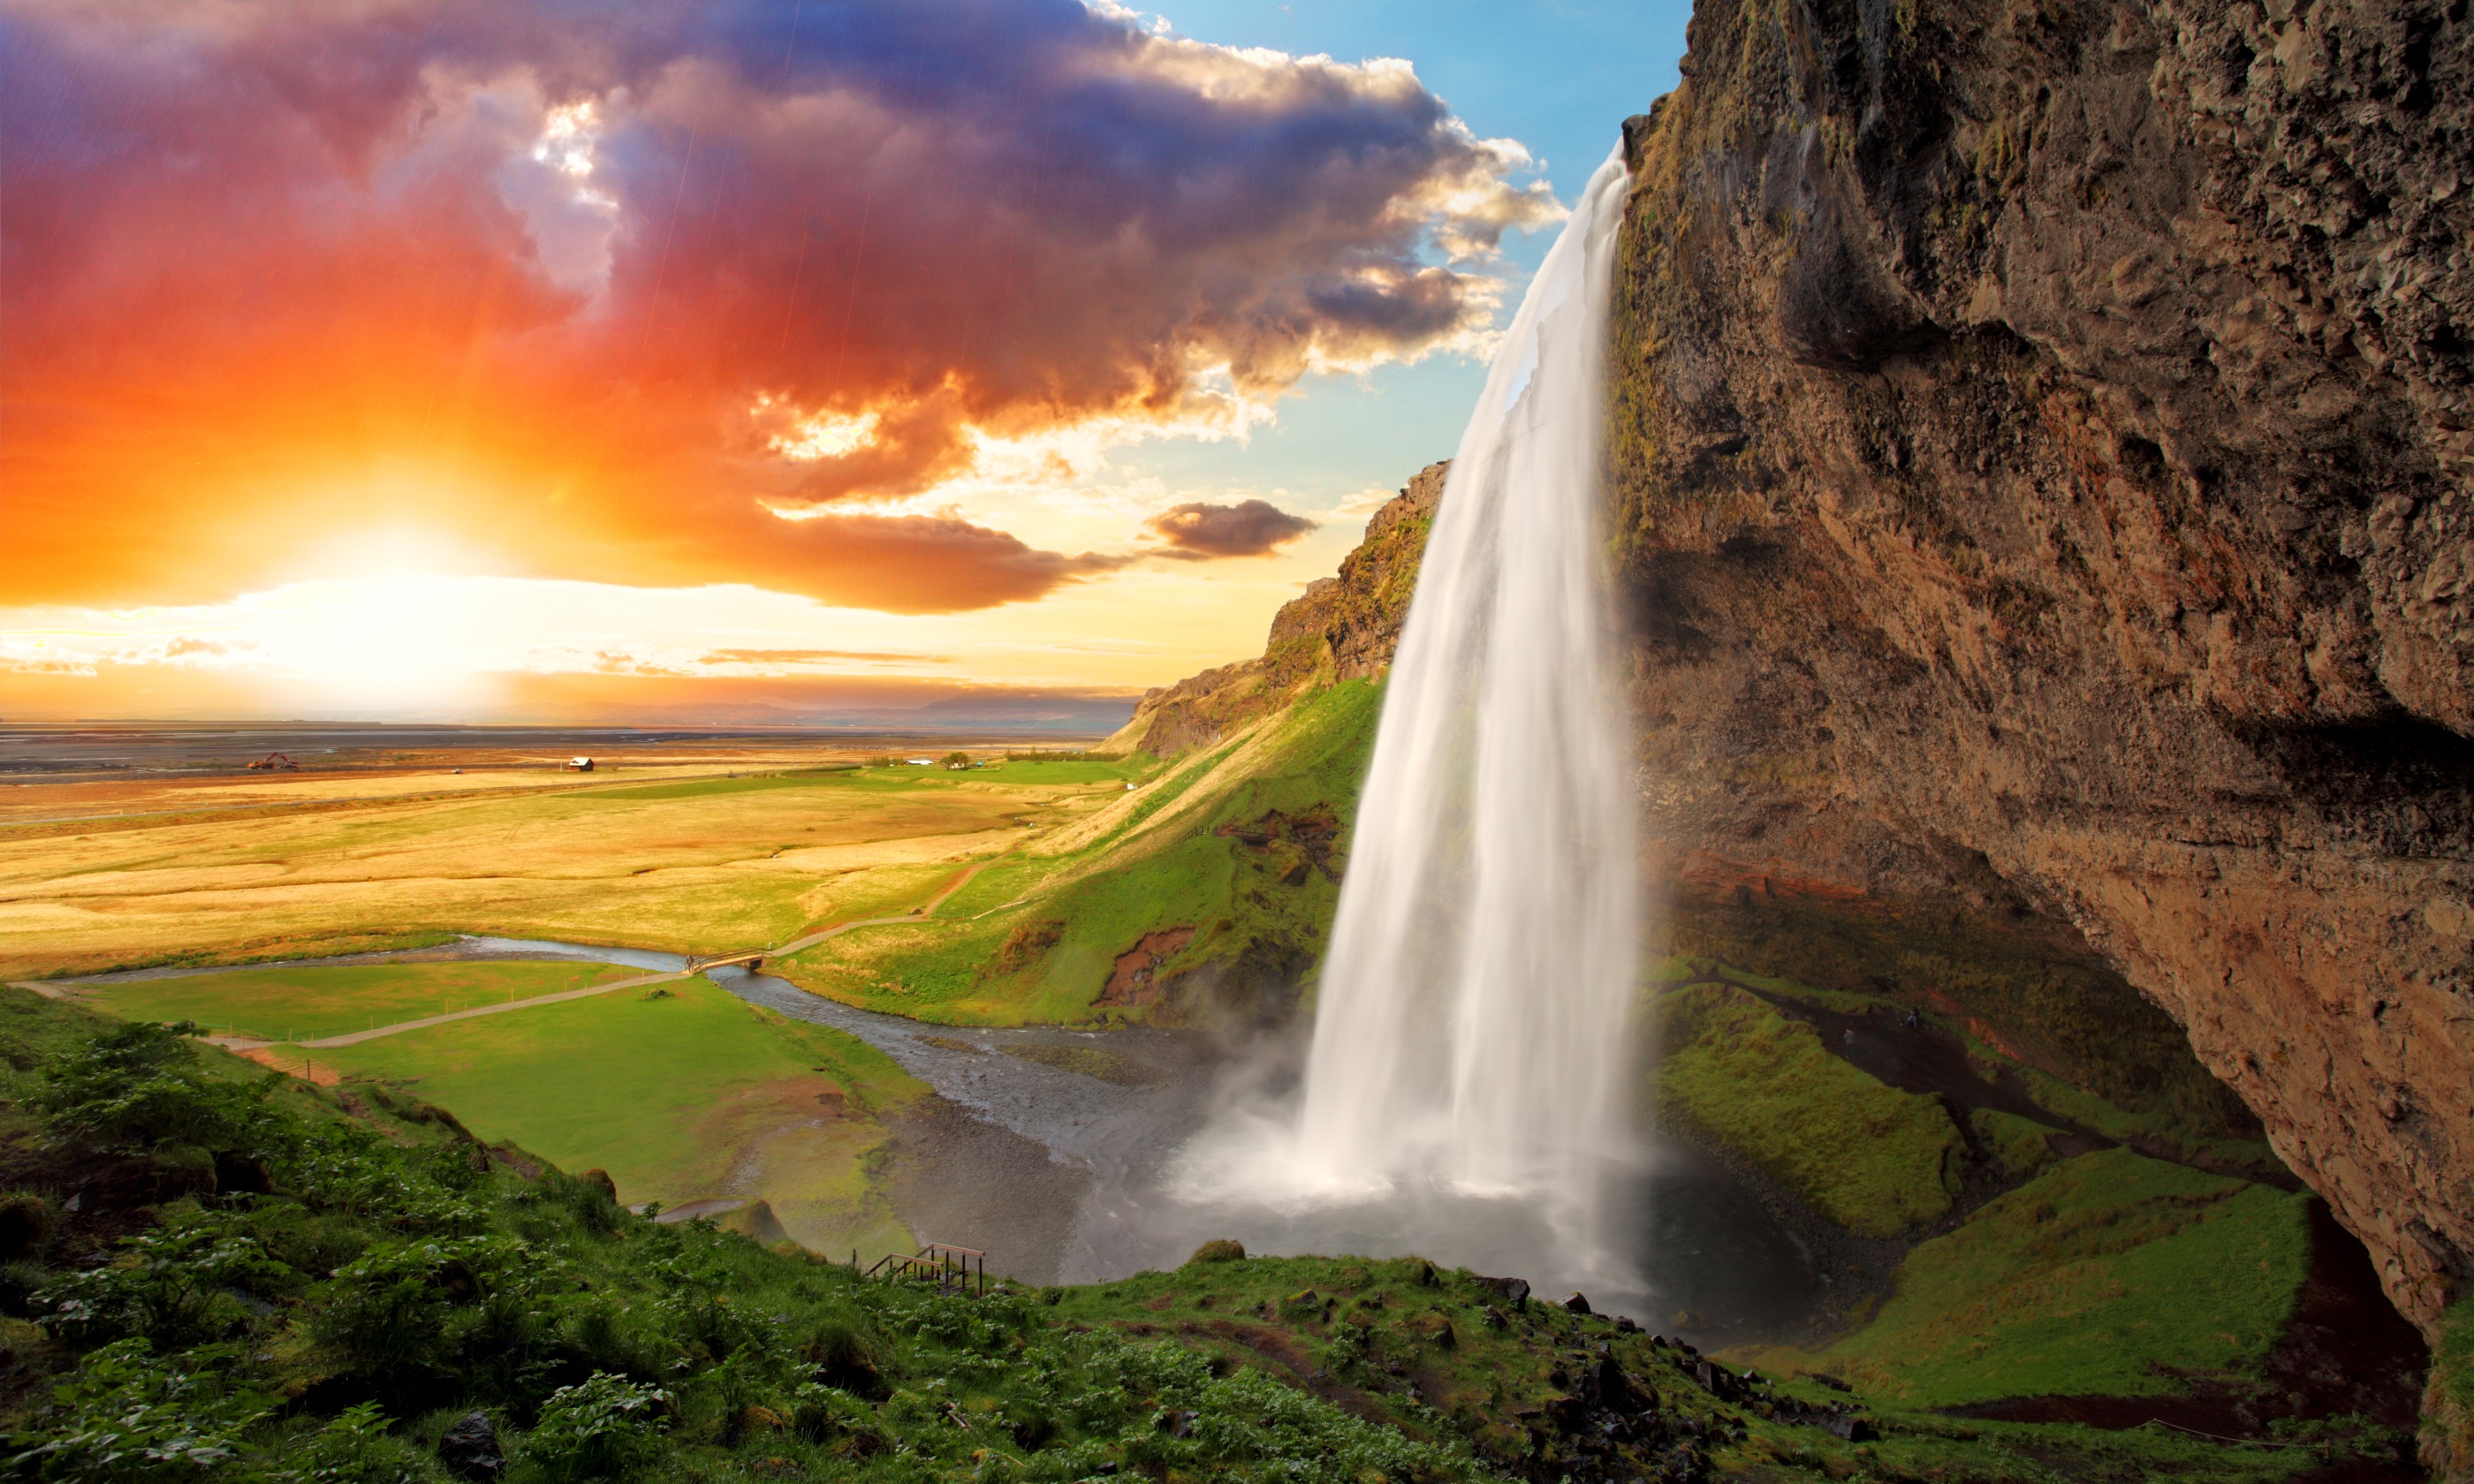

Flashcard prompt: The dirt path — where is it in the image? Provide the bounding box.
[770,860,994,957]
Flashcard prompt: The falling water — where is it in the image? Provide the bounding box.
[1177,146,1640,1269]
[1293,142,1638,1229]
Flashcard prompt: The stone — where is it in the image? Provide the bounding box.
[436,1412,503,1480]
[1475,1275,1531,1306]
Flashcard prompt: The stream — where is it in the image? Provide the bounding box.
[72,935,1839,1346]
[473,937,1835,1344]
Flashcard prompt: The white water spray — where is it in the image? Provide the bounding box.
[1185,146,1639,1261]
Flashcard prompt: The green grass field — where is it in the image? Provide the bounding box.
[1657,982,1963,1237]
[80,959,641,1042]
[316,978,922,1256]
[1767,1148,2311,1406]
[591,766,861,800]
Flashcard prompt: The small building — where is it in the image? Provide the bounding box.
[905,758,935,767]
[565,756,596,772]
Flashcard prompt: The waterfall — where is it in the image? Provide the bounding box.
[1289,144,1636,1236]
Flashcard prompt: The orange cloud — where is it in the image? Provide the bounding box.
[0,0,1557,613]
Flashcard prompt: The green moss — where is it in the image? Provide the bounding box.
[1666,877,2258,1146]
[1971,1108,2056,1178]
[1658,984,1962,1237]
[1795,1149,2311,1407]
[2426,1289,2474,1479]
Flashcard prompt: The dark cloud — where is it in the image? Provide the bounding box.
[0,0,1559,610]
[1143,499,1319,558]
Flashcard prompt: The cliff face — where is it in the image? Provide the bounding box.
[1610,0,2472,1357]
[1107,461,1446,757]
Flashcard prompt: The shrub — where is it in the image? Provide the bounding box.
[38,1215,291,1347]
[8,1338,268,1483]
[273,1402,436,1484]
[0,1191,57,1261]
[38,1023,275,1156]
[520,1373,671,1481]
[1184,1239,1245,1265]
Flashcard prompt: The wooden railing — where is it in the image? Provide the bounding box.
[861,1242,988,1297]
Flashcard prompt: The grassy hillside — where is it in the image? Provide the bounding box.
[772,681,1384,1027]
[1658,984,1966,1238]
[1787,1149,2311,1407]
[0,991,2409,1483]
[315,978,923,1258]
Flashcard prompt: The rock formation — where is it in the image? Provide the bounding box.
[1108,461,1446,756]
[1116,0,2472,1459]
[1607,0,2470,1374]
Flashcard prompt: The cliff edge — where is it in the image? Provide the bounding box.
[1609,0,2470,1384]
[1105,461,1446,757]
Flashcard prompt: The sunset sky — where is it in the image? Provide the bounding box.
[0,0,1683,722]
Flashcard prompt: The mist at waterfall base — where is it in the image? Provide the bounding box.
[1157,146,1657,1310]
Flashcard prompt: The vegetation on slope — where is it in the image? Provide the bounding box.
[0,989,2402,1484]
[2430,1291,2474,1479]
[774,682,1384,1028]
[1666,877,2261,1150]
[1767,1149,2312,1407]
[1658,984,1962,1237]
[314,978,922,1257]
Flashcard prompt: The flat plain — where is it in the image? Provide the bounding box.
[67,958,643,1042]
[0,745,1144,977]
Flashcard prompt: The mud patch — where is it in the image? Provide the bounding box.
[881,1098,1090,1285]
[1097,928,1195,1007]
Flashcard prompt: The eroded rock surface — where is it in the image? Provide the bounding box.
[1108,461,1445,755]
[1609,0,2471,1357]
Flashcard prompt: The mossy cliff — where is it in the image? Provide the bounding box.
[1605,1,2473,1431]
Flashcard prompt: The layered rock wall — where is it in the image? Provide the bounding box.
[1609,0,2472,1350]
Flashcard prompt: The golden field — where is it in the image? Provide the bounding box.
[0,751,1143,977]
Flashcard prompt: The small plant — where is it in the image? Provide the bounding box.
[8,1337,268,1482]
[520,1373,672,1481]
[274,1402,433,1484]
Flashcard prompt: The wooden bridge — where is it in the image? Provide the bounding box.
[684,949,768,974]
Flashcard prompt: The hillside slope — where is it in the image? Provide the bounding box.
[1601,0,2472,1463]
[0,989,2421,1483]
[768,466,1446,1029]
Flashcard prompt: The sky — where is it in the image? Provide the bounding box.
[0,0,1687,723]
